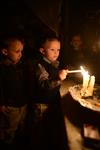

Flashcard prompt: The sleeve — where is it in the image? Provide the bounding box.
[36,63,62,91]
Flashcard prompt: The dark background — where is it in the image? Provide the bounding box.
[0,0,100,57]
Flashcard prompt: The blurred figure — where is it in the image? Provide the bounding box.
[65,34,87,83]
[86,38,100,84]
[70,34,82,50]
[67,34,86,69]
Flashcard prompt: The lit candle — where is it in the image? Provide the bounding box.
[87,76,95,96]
[68,70,82,73]
[80,66,90,96]
[80,66,90,89]
[82,71,90,90]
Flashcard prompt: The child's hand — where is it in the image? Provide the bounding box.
[58,69,68,81]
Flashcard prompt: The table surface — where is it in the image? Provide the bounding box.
[69,84,100,112]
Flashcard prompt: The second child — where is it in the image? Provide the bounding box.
[0,36,29,148]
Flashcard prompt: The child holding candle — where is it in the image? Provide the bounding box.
[28,33,69,150]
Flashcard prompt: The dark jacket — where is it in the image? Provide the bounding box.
[30,57,62,104]
[0,58,28,107]
[28,56,69,150]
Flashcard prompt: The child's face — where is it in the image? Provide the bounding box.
[71,36,82,49]
[5,40,24,64]
[40,40,60,62]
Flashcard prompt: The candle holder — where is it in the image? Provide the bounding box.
[69,84,100,112]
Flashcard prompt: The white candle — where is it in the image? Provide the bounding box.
[87,76,95,96]
[80,66,90,89]
[82,71,90,90]
[80,66,90,96]
[80,66,96,97]
[68,70,82,73]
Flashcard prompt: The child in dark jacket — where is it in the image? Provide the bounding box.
[29,34,69,150]
[0,36,29,147]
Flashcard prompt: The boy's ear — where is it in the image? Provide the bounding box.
[1,49,8,56]
[39,48,45,55]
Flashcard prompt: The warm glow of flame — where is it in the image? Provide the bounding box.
[80,66,89,76]
[80,66,95,97]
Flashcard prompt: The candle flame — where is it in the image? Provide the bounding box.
[80,66,95,97]
[80,66,89,76]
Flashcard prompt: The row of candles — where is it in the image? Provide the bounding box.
[68,66,95,97]
[81,66,95,97]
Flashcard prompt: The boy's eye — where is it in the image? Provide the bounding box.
[16,50,19,53]
[50,49,55,51]
[14,51,20,54]
[15,49,23,53]
[49,49,60,51]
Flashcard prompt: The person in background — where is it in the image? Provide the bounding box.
[28,34,69,150]
[64,34,87,83]
[86,38,100,84]
[0,36,29,148]
[67,34,86,69]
